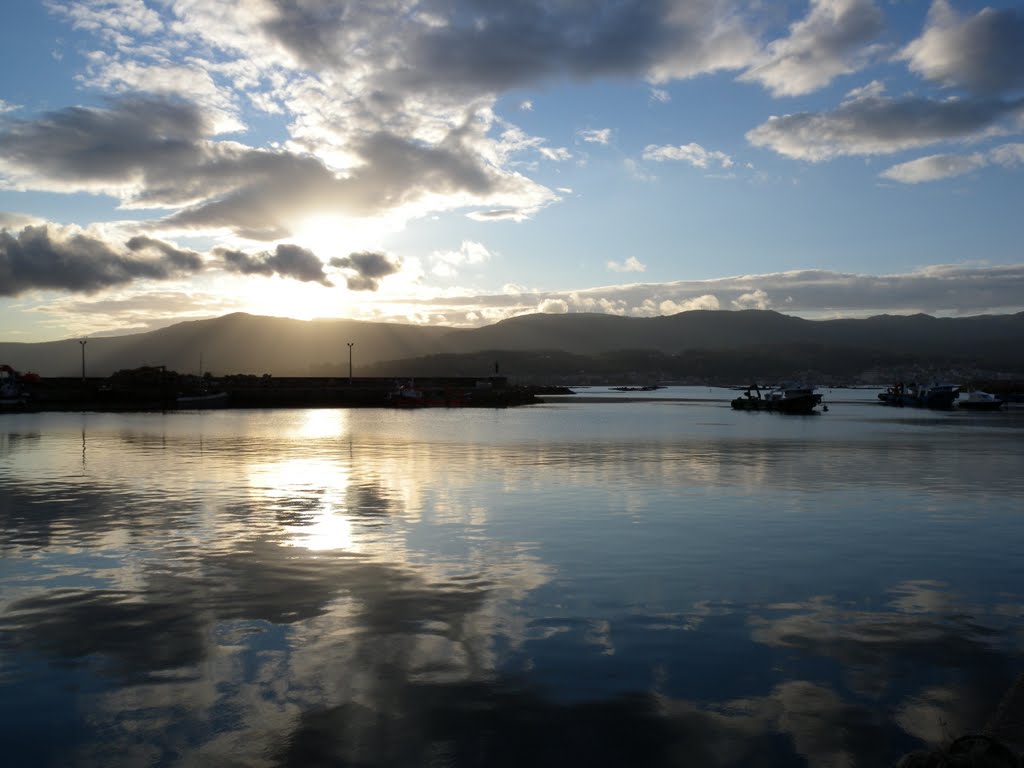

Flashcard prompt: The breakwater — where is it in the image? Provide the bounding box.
[6,375,562,412]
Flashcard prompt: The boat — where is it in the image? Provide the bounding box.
[922,383,960,409]
[175,390,229,408]
[878,382,959,409]
[0,364,29,410]
[959,390,1006,411]
[731,383,823,414]
[389,382,469,408]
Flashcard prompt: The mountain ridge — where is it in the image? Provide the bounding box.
[2,309,1022,378]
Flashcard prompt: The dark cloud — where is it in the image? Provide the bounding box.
[901,1,1024,96]
[260,0,756,96]
[125,234,203,271]
[0,225,203,297]
[216,244,332,286]
[0,97,211,197]
[747,88,1024,160]
[330,250,401,291]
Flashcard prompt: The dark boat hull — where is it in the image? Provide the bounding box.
[731,393,822,414]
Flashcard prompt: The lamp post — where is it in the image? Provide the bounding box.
[79,339,87,382]
[347,342,354,384]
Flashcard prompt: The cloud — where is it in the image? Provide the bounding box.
[338,0,759,96]
[880,142,1024,183]
[578,128,612,145]
[643,142,734,168]
[216,244,332,286]
[0,98,557,240]
[537,298,568,314]
[731,288,772,310]
[48,0,163,40]
[126,235,203,271]
[0,225,202,297]
[432,241,492,278]
[650,88,671,104]
[59,0,756,241]
[740,0,885,97]
[880,153,987,184]
[654,295,721,315]
[746,85,1024,161]
[0,97,217,201]
[330,251,402,291]
[539,147,572,162]
[900,0,1024,96]
[989,143,1024,168]
[394,264,1024,327]
[81,60,242,132]
[0,212,44,229]
[607,256,646,273]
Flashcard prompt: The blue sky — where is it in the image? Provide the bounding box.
[1,0,1023,341]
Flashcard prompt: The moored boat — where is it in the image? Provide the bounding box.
[731,383,823,414]
[389,382,469,408]
[878,382,959,409]
[1,364,29,410]
[959,390,1006,411]
[175,390,229,408]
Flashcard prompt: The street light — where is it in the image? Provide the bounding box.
[347,342,354,384]
[79,339,87,382]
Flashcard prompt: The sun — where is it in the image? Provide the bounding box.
[293,213,399,262]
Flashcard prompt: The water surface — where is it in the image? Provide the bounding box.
[2,391,1023,766]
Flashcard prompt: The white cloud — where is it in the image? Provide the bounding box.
[643,142,734,169]
[519,100,533,111]
[880,143,1024,183]
[539,147,572,162]
[607,256,646,273]
[538,298,568,314]
[650,88,671,104]
[880,153,986,184]
[740,0,885,97]
[990,143,1024,168]
[732,288,772,310]
[659,295,720,314]
[578,128,612,145]
[431,240,493,277]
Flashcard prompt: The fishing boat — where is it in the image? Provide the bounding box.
[731,383,823,414]
[878,382,959,409]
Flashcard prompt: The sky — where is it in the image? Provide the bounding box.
[1,0,1023,341]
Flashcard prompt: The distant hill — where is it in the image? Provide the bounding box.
[2,309,1022,379]
[0,313,463,377]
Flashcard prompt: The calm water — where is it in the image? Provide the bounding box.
[2,388,1023,767]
